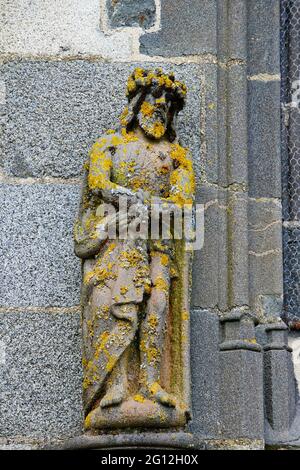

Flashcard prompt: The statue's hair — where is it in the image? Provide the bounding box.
[123,68,187,142]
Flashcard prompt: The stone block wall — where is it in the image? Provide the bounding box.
[0,0,298,449]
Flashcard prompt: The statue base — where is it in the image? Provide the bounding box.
[85,398,188,431]
[55,433,264,450]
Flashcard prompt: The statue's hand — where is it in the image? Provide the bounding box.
[101,187,138,207]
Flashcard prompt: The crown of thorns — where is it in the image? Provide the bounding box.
[126,68,187,108]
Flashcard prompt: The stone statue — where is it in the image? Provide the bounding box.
[74,68,195,431]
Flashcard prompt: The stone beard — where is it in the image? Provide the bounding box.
[74,68,195,431]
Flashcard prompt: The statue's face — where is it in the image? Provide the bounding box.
[137,89,172,140]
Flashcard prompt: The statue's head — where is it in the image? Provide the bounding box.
[121,68,187,142]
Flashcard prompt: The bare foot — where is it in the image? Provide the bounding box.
[100,384,127,408]
[146,382,177,408]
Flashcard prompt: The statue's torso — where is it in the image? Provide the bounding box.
[110,139,174,198]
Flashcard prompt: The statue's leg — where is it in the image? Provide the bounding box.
[99,303,139,408]
[84,302,139,412]
[100,348,130,408]
[139,252,177,408]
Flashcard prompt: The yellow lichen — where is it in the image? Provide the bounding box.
[133,394,145,403]
[170,143,192,172]
[120,286,129,295]
[147,121,165,139]
[181,309,189,321]
[153,276,169,293]
[140,101,155,117]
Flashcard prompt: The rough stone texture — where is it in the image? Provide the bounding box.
[0,312,82,438]
[249,199,282,253]
[264,349,298,442]
[248,0,281,76]
[219,349,264,439]
[0,0,133,58]
[107,0,156,29]
[0,184,81,307]
[200,65,218,185]
[218,66,248,187]
[140,0,217,56]
[1,61,201,179]
[248,199,283,315]
[227,191,249,308]
[192,185,219,309]
[189,310,221,438]
[217,0,247,62]
[248,79,281,198]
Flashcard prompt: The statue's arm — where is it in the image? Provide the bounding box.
[74,216,107,259]
[87,139,137,206]
[74,141,114,259]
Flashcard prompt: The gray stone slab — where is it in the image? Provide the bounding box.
[248,198,283,315]
[248,80,281,198]
[217,188,230,312]
[248,198,282,267]
[0,0,133,59]
[217,0,248,63]
[1,61,201,180]
[0,311,83,438]
[249,248,283,317]
[248,0,281,76]
[140,0,217,56]
[218,65,248,187]
[0,184,81,307]
[227,191,249,308]
[192,184,219,309]
[188,310,220,438]
[264,349,298,440]
[200,65,218,184]
[219,349,264,439]
[107,0,156,29]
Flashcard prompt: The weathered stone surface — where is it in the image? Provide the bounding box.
[200,65,218,184]
[1,62,201,179]
[217,0,247,63]
[249,248,283,317]
[192,185,219,309]
[140,0,217,56]
[107,0,156,29]
[248,79,281,198]
[189,310,220,438]
[249,198,282,248]
[219,349,264,439]
[227,191,249,308]
[218,65,248,187]
[249,199,282,267]
[0,184,81,307]
[248,0,281,76]
[0,0,132,58]
[248,198,283,315]
[0,312,82,438]
[264,348,297,440]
